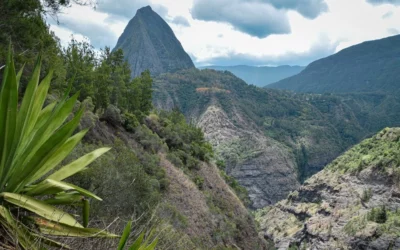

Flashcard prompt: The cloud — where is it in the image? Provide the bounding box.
[382,11,394,18]
[55,16,117,48]
[388,28,400,34]
[96,0,168,21]
[367,0,400,5]
[171,16,191,27]
[191,0,291,38]
[196,36,339,66]
[260,0,329,19]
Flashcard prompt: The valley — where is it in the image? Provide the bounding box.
[1,1,400,250]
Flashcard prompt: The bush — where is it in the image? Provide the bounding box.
[361,188,372,202]
[368,206,387,224]
[122,112,139,131]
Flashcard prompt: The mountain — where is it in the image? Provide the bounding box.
[114,6,195,78]
[153,69,376,209]
[269,35,400,94]
[200,65,305,87]
[256,128,400,249]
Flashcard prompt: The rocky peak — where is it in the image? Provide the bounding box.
[114,6,195,78]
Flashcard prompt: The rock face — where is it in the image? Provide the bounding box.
[114,6,195,78]
[197,105,299,209]
[256,128,400,249]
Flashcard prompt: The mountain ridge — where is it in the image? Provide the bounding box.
[200,65,305,87]
[268,34,400,94]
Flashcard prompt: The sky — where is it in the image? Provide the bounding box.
[48,0,400,67]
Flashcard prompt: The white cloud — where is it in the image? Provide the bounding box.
[48,0,400,67]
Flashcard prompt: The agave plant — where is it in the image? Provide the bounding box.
[0,47,116,249]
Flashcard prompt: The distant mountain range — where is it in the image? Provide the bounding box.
[200,65,305,87]
[269,34,400,94]
[114,6,194,78]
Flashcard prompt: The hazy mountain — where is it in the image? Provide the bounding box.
[114,6,195,78]
[269,35,400,94]
[200,65,305,87]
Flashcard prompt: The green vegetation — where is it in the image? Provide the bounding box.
[0,49,115,249]
[361,188,372,202]
[154,69,367,180]
[327,128,400,174]
[148,109,214,169]
[63,40,153,119]
[368,206,388,224]
[345,207,400,237]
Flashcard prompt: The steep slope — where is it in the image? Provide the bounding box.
[153,69,367,208]
[256,128,400,249]
[269,35,400,94]
[114,6,194,78]
[72,99,265,249]
[201,65,305,87]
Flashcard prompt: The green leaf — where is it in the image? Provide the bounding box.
[82,199,89,228]
[43,193,84,205]
[9,106,85,191]
[1,192,83,228]
[47,147,111,181]
[0,48,18,186]
[25,128,88,186]
[143,238,158,250]
[16,64,25,89]
[33,217,118,238]
[118,220,132,250]
[26,179,102,201]
[10,91,80,183]
[129,232,144,250]
[22,68,53,143]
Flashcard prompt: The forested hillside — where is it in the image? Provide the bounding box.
[269,35,400,94]
[153,69,374,207]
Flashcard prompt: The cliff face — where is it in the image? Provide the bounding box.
[114,6,195,78]
[256,128,400,249]
[197,105,299,209]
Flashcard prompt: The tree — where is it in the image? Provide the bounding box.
[63,38,96,99]
[0,0,66,89]
[140,70,153,115]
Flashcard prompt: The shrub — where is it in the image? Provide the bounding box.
[368,206,388,224]
[361,188,372,202]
